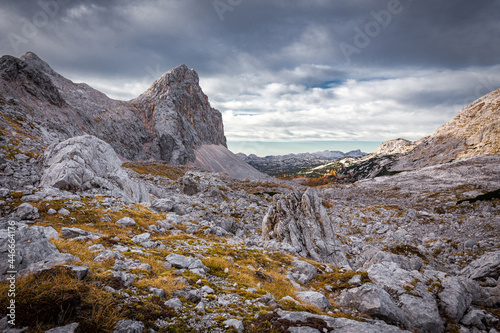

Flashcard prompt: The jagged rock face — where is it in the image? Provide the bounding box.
[131,65,226,163]
[262,188,350,268]
[40,135,149,203]
[0,52,226,165]
[394,88,500,170]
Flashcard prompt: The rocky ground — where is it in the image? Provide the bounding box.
[0,133,499,333]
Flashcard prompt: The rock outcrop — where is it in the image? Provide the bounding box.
[40,135,149,203]
[0,225,79,280]
[262,188,350,268]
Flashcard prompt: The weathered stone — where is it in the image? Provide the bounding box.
[112,319,144,333]
[460,251,500,280]
[166,253,195,269]
[63,265,89,281]
[88,244,105,252]
[116,217,136,227]
[340,283,409,327]
[0,226,79,279]
[296,291,332,310]
[223,319,244,333]
[438,275,472,322]
[262,189,350,267]
[61,227,102,240]
[288,327,320,333]
[164,297,183,309]
[15,203,39,220]
[399,294,444,333]
[94,250,124,263]
[148,287,166,299]
[58,208,70,215]
[291,260,318,284]
[150,198,175,212]
[182,176,200,195]
[40,135,149,203]
[276,310,408,333]
[113,259,152,272]
[460,309,487,330]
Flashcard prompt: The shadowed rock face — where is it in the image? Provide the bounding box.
[262,188,351,268]
[0,52,226,165]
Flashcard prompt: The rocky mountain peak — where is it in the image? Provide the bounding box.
[141,64,198,100]
[19,51,57,76]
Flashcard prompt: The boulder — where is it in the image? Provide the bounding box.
[339,283,408,327]
[460,251,500,280]
[276,310,408,333]
[399,294,444,333]
[150,198,175,212]
[112,319,144,333]
[291,260,318,284]
[0,225,79,279]
[165,253,195,269]
[40,135,149,203]
[116,217,136,227]
[63,265,89,281]
[164,297,183,309]
[94,250,124,263]
[15,203,39,220]
[438,275,472,322]
[223,319,244,333]
[61,227,102,240]
[262,189,350,268]
[296,291,332,310]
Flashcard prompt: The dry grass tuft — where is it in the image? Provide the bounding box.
[0,267,120,332]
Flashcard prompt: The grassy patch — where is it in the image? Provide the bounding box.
[0,267,120,332]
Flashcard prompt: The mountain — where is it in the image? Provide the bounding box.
[393,88,500,170]
[317,89,500,182]
[0,52,265,180]
[237,149,366,176]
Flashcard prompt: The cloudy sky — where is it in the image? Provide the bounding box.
[1,0,499,153]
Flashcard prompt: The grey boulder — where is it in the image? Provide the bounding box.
[296,291,332,310]
[339,283,409,327]
[113,319,144,333]
[0,226,79,279]
[460,251,500,280]
[15,203,39,220]
[291,260,318,284]
[40,135,149,203]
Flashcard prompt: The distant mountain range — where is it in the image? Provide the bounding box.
[236,149,366,176]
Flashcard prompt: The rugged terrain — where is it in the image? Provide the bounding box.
[236,150,366,177]
[0,53,499,333]
[312,88,500,182]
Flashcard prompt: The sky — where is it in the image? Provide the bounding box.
[1,0,500,154]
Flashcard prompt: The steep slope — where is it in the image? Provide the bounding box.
[393,88,500,170]
[321,89,500,182]
[0,52,261,179]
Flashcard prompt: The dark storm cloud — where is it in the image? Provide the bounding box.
[0,0,499,142]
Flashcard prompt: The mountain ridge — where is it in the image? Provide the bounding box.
[0,52,264,180]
